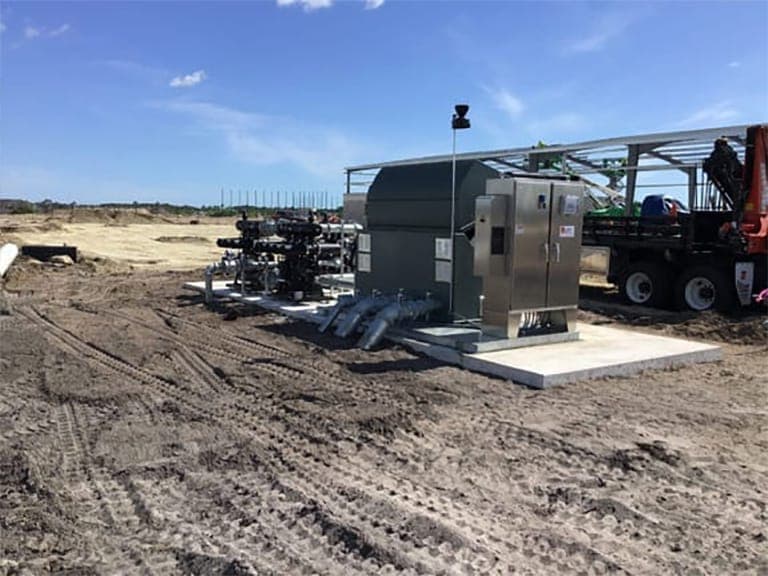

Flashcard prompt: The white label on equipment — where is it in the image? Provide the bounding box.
[357,253,371,273]
[435,237,452,260]
[562,195,580,215]
[735,261,754,306]
[358,233,371,253]
[559,225,575,238]
[435,260,452,283]
[515,224,525,235]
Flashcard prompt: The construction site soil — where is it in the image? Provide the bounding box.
[1,251,767,574]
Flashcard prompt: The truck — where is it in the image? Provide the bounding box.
[582,124,767,311]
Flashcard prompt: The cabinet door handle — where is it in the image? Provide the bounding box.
[554,242,561,263]
[543,242,550,262]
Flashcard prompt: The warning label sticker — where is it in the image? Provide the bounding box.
[559,225,575,238]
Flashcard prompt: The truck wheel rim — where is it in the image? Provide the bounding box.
[626,272,653,304]
[685,277,715,311]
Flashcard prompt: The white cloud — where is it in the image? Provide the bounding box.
[19,23,70,41]
[569,30,613,53]
[169,70,207,88]
[277,0,382,11]
[728,61,741,68]
[485,87,524,119]
[154,99,362,177]
[277,0,333,11]
[154,100,265,132]
[677,102,740,128]
[48,23,70,37]
[567,12,636,53]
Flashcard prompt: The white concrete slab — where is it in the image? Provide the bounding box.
[391,325,580,352]
[184,281,333,323]
[184,280,721,389]
[392,325,720,388]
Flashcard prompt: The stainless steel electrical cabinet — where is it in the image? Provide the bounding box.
[474,177,585,338]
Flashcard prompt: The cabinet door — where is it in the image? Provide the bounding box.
[547,183,584,307]
[510,179,550,310]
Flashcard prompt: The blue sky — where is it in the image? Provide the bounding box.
[1,0,766,206]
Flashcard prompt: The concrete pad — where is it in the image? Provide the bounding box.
[392,324,721,388]
[183,280,334,323]
[392,325,580,353]
[184,280,721,389]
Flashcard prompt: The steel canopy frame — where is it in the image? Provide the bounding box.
[344,124,756,215]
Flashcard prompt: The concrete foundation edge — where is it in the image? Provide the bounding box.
[184,281,722,390]
[391,335,722,389]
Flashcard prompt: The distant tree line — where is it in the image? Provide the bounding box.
[0,198,342,217]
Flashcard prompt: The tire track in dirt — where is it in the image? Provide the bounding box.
[407,404,766,515]
[0,383,54,446]
[152,308,397,399]
[134,474,312,576]
[112,306,639,573]
[24,304,637,573]
[392,410,765,573]
[105,310,498,572]
[269,426,631,575]
[17,306,220,423]
[105,308,308,393]
[109,308,417,449]
[464,410,766,513]
[16,306,216,574]
[160,328,418,573]
[185,470,384,575]
[52,402,180,574]
[21,305,377,572]
[382,422,668,571]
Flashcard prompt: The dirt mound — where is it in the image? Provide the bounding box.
[38,220,65,232]
[64,208,176,225]
[664,311,767,345]
[579,299,767,345]
[0,220,62,237]
[1,255,124,292]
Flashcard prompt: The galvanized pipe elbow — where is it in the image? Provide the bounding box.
[357,298,441,350]
[318,293,360,333]
[334,295,392,338]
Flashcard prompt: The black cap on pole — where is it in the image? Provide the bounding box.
[452,104,470,130]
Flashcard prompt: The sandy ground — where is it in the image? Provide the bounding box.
[0,209,236,269]
[1,211,767,575]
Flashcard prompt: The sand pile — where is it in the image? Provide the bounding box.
[62,208,177,225]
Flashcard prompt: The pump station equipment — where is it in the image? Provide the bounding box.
[474,177,585,338]
[331,163,586,349]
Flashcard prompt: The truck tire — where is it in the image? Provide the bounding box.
[619,261,671,308]
[674,265,734,312]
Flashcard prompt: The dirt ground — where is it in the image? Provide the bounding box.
[1,212,767,575]
[0,209,235,269]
